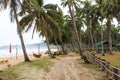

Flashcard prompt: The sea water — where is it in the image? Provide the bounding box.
[0,43,57,57]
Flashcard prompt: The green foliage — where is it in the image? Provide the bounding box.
[30,0,41,12]
[61,25,72,44]
[1,0,120,53]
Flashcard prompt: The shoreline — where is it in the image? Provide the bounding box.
[0,49,58,70]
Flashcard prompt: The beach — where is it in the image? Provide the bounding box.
[0,52,46,70]
[0,52,106,80]
[0,48,58,70]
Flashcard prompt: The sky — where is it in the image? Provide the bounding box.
[0,0,67,46]
[0,0,118,46]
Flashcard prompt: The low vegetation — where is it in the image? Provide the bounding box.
[77,58,100,70]
[0,56,55,80]
[96,52,120,67]
[76,58,106,80]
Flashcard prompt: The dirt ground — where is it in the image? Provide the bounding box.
[10,53,105,80]
[45,54,104,80]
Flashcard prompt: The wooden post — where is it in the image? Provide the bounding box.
[106,62,110,74]
[98,57,101,68]
[101,59,106,71]
[105,62,111,79]
[94,56,99,65]
[92,54,95,63]
[113,66,119,80]
[99,58,104,70]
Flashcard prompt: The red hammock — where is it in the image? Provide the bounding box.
[33,53,41,58]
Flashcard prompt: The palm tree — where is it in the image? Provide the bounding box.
[110,0,120,27]
[81,1,102,51]
[44,4,71,53]
[61,0,91,63]
[1,0,30,61]
[19,1,62,56]
[61,0,83,56]
[96,0,106,55]
[99,0,115,54]
[63,15,76,51]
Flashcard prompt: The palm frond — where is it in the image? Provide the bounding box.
[61,0,68,8]
[44,4,57,10]
[30,0,41,12]
[3,0,9,8]
[19,14,35,31]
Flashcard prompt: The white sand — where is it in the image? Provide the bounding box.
[0,49,58,70]
[0,52,47,70]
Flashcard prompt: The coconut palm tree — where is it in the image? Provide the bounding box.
[61,0,91,63]
[98,0,116,54]
[95,0,106,55]
[61,0,83,56]
[19,0,62,56]
[80,1,93,50]
[110,0,120,26]
[1,0,30,61]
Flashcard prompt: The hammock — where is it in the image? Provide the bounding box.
[33,53,42,58]
[31,43,42,58]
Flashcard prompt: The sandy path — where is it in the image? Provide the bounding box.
[46,55,104,80]
[0,53,104,80]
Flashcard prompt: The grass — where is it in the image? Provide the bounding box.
[28,56,56,72]
[76,58,106,80]
[0,66,19,80]
[0,56,55,80]
[76,58,99,69]
[81,51,120,79]
[95,52,120,67]
[28,56,54,68]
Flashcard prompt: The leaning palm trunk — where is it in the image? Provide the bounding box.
[78,31,82,50]
[55,41,60,53]
[67,0,90,63]
[13,4,30,62]
[67,0,82,55]
[46,41,52,54]
[45,33,52,55]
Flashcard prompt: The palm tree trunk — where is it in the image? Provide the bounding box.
[86,24,94,51]
[89,24,95,50]
[70,43,74,51]
[67,0,90,63]
[67,0,82,56]
[13,3,30,62]
[78,30,82,50]
[55,41,60,52]
[107,19,112,54]
[61,43,65,54]
[45,33,52,54]
[101,20,104,56]
[70,40,74,51]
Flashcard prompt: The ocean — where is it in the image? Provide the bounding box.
[0,43,57,57]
